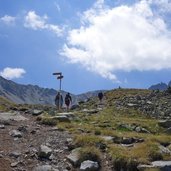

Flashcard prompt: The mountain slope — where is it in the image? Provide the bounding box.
[0,76,103,105]
[0,76,59,105]
[149,82,168,90]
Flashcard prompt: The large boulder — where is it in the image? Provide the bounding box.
[80,160,99,171]
[67,148,80,166]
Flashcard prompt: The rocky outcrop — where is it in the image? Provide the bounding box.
[115,91,171,119]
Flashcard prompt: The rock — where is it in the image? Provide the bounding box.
[164,127,171,134]
[121,137,135,144]
[80,160,99,171]
[0,124,5,129]
[127,103,137,107]
[32,110,43,116]
[11,162,19,167]
[38,145,52,159]
[53,116,70,122]
[58,112,76,119]
[152,161,171,170]
[137,164,154,170]
[33,165,59,171]
[9,130,22,138]
[82,109,99,114]
[158,120,171,128]
[9,151,21,158]
[70,104,80,110]
[67,148,80,166]
[0,112,28,121]
[101,136,114,142]
[135,127,151,134]
[17,125,28,133]
[159,146,171,155]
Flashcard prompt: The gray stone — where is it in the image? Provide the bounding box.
[138,161,171,171]
[0,112,28,121]
[53,116,70,122]
[67,148,80,166]
[38,145,52,159]
[165,127,171,134]
[11,162,18,167]
[80,160,99,171]
[32,110,43,116]
[159,146,171,155]
[82,109,99,114]
[158,120,171,128]
[101,136,114,142]
[0,124,5,129]
[121,137,135,144]
[127,103,137,107]
[9,130,22,138]
[58,112,76,119]
[9,151,21,158]
[137,164,153,171]
[33,165,59,171]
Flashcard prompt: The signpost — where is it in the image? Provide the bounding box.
[53,72,64,110]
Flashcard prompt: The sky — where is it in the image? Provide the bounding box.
[1,0,171,94]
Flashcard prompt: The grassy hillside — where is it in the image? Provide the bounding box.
[0,96,15,111]
[39,88,171,170]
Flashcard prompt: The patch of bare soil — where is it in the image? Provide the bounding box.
[0,112,72,171]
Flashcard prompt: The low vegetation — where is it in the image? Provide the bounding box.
[3,88,170,170]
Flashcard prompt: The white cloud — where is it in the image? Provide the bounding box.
[24,11,63,36]
[0,15,15,25]
[61,0,171,82]
[0,67,26,80]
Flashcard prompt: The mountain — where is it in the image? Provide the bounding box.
[0,76,59,105]
[148,82,168,91]
[0,76,103,105]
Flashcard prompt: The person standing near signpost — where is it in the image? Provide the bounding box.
[55,92,63,110]
[65,92,72,111]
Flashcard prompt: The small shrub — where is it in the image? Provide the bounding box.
[148,150,163,161]
[148,143,163,161]
[79,146,101,163]
[74,135,104,147]
[167,86,171,94]
[94,130,101,135]
[112,156,127,171]
[40,117,57,126]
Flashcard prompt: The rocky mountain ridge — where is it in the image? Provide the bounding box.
[0,76,104,105]
[149,81,171,91]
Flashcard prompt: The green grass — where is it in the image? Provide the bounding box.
[39,89,171,170]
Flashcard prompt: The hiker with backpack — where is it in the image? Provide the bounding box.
[55,92,63,110]
[65,92,72,111]
[98,92,104,103]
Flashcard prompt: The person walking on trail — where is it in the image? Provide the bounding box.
[55,92,63,110]
[65,92,72,111]
[98,92,104,103]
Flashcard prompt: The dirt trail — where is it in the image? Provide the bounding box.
[0,112,72,171]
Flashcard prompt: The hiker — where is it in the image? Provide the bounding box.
[98,92,103,103]
[65,92,72,111]
[55,92,63,110]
